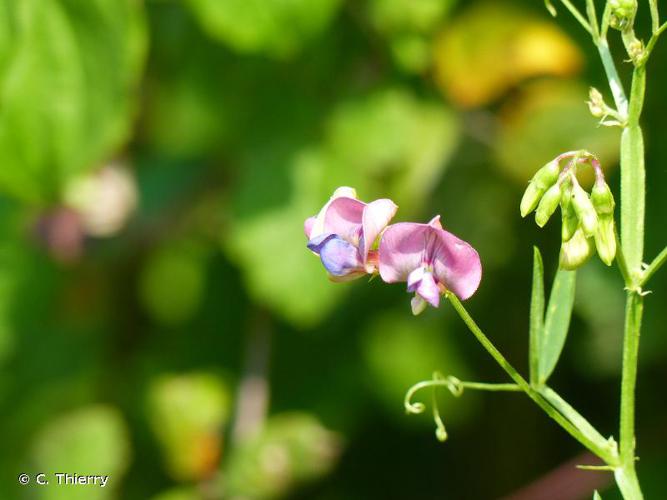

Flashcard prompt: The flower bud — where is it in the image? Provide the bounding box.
[535,184,561,227]
[627,38,644,62]
[532,160,560,191]
[587,87,606,118]
[561,204,578,243]
[521,160,560,218]
[571,183,598,237]
[595,216,617,266]
[559,227,595,270]
[609,0,637,30]
[520,182,544,218]
[559,181,577,241]
[591,180,615,216]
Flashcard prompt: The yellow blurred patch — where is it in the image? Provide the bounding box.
[433,2,583,107]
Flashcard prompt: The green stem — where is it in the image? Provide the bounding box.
[597,39,629,117]
[615,230,633,287]
[540,386,611,450]
[460,381,521,392]
[641,245,667,285]
[616,292,644,499]
[646,22,667,57]
[446,294,618,464]
[649,0,660,35]
[557,0,593,34]
[620,67,646,279]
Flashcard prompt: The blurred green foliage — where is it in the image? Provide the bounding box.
[1,0,666,499]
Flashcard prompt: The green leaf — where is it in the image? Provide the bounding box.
[538,268,577,384]
[0,0,146,203]
[593,491,602,500]
[529,247,545,385]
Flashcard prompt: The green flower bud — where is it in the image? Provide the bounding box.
[532,160,560,191]
[591,180,615,216]
[609,0,637,30]
[587,87,606,118]
[571,183,598,237]
[520,182,544,218]
[627,38,644,61]
[559,227,595,270]
[560,182,578,241]
[535,184,561,227]
[595,216,617,266]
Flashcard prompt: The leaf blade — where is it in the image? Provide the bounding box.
[538,268,576,383]
[529,246,545,385]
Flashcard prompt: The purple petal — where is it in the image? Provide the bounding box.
[431,230,482,301]
[427,215,442,229]
[378,222,433,283]
[304,216,316,238]
[407,266,425,292]
[307,233,337,254]
[318,235,363,276]
[323,197,365,243]
[416,270,440,307]
[379,217,482,300]
[360,198,397,262]
[304,187,358,240]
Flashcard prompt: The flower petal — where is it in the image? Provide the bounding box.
[318,235,363,276]
[322,196,365,244]
[416,270,440,307]
[411,295,428,315]
[407,266,426,292]
[304,216,316,238]
[378,222,432,283]
[307,233,337,254]
[379,217,482,301]
[306,186,359,239]
[431,230,482,300]
[428,215,443,229]
[361,198,398,262]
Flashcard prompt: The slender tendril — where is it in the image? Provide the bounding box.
[405,372,521,441]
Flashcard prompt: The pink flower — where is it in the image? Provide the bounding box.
[378,216,482,314]
[305,187,398,281]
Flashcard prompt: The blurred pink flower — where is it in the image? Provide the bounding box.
[379,216,482,314]
[305,187,397,281]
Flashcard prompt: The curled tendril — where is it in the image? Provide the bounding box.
[405,372,521,442]
[404,371,465,442]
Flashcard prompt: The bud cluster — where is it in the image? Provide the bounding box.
[520,151,617,270]
[609,0,637,31]
[587,87,625,127]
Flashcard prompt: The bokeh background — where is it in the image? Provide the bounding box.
[1,0,666,498]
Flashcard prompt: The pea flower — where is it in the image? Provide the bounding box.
[305,187,398,281]
[378,216,482,315]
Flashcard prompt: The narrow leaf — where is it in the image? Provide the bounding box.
[593,491,602,500]
[529,247,545,385]
[544,0,557,17]
[538,269,576,383]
